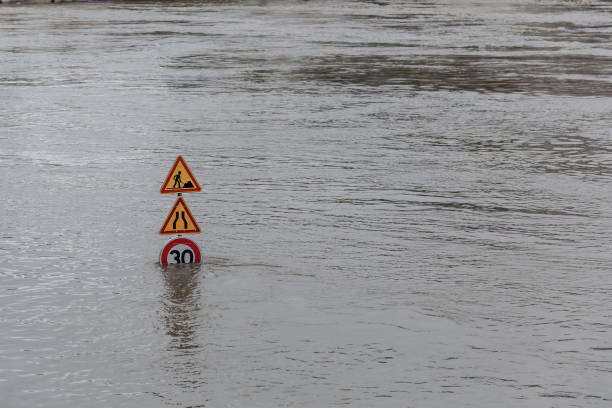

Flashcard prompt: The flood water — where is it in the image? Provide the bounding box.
[1,0,611,406]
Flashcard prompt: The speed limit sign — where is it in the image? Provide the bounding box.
[159,237,201,266]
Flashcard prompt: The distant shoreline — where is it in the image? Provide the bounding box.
[1,0,72,3]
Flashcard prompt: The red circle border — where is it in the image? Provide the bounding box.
[160,237,202,266]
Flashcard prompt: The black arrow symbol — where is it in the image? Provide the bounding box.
[172,211,179,229]
[181,211,188,229]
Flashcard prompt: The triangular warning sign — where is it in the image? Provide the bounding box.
[160,156,201,194]
[160,197,201,234]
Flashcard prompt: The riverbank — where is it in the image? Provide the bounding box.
[1,0,71,3]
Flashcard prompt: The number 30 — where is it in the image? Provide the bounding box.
[169,249,194,264]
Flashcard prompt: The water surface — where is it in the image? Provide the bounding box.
[1,1,611,407]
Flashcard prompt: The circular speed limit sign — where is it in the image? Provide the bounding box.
[159,237,202,266]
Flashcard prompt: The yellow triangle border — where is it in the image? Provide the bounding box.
[160,156,202,194]
[159,197,201,234]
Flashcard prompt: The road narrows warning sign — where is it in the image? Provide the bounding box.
[160,197,201,234]
[160,156,201,194]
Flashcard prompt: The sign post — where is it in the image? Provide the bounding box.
[159,156,202,266]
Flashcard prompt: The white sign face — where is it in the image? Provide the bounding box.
[160,238,201,266]
[165,243,194,265]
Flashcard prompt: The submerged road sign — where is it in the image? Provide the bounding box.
[160,197,201,234]
[158,156,202,265]
[160,155,201,194]
[160,237,201,266]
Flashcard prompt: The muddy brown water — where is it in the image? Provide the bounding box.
[1,1,611,407]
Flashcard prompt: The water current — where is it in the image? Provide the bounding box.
[1,1,611,406]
